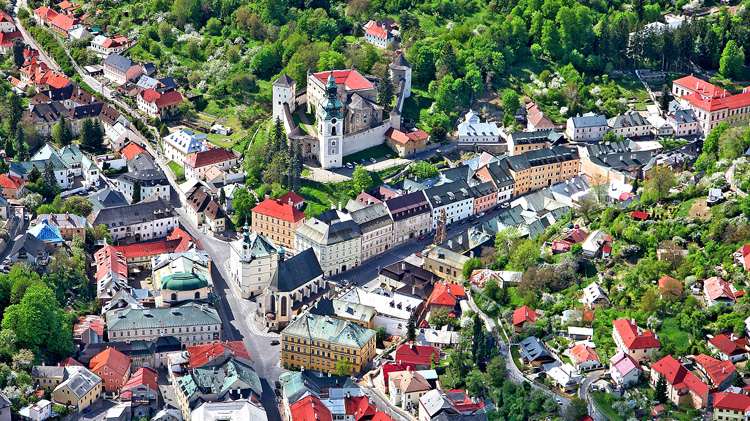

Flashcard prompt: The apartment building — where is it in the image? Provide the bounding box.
[673,75,750,134]
[505,147,580,196]
[105,303,222,347]
[350,203,394,262]
[424,180,475,230]
[608,113,652,138]
[251,197,306,250]
[384,191,432,243]
[295,209,362,277]
[566,113,609,141]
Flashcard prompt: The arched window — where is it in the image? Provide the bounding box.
[195,291,201,299]
[281,296,288,317]
[170,293,177,301]
[331,126,337,136]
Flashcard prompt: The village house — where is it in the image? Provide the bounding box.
[295,209,362,277]
[0,174,26,199]
[35,213,86,241]
[251,196,307,250]
[229,228,281,299]
[713,392,750,421]
[612,319,662,362]
[32,365,103,412]
[137,89,184,119]
[650,355,709,409]
[161,129,208,166]
[566,113,609,141]
[363,18,399,49]
[513,305,537,332]
[672,75,750,134]
[471,182,498,215]
[90,35,135,55]
[89,348,131,394]
[569,343,602,372]
[102,53,143,85]
[708,333,749,362]
[505,147,580,196]
[389,371,431,411]
[658,275,683,300]
[505,129,563,156]
[691,353,736,392]
[581,282,610,309]
[338,287,422,337]
[518,337,554,371]
[426,283,465,316]
[184,185,226,234]
[89,196,178,242]
[525,102,556,132]
[458,110,500,144]
[308,298,375,329]
[425,180,475,229]
[120,367,159,419]
[115,153,171,203]
[609,352,642,388]
[666,109,699,137]
[473,159,515,203]
[394,344,439,370]
[607,113,652,138]
[378,260,438,300]
[183,147,239,181]
[704,276,740,307]
[581,230,612,258]
[386,128,430,157]
[547,363,582,393]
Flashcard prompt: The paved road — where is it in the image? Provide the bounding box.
[14,0,60,72]
[579,370,606,421]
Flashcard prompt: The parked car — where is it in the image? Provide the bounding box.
[370,157,377,163]
[346,162,353,169]
[275,381,282,389]
[270,340,280,346]
[417,236,425,242]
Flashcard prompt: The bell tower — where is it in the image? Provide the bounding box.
[318,71,344,169]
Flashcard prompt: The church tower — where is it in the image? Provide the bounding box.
[317,72,344,169]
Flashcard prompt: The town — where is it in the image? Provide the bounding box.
[0,1,749,421]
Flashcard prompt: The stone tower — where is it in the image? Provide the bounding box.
[389,53,412,99]
[271,74,296,131]
[317,71,344,169]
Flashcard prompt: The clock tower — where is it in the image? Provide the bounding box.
[317,72,344,169]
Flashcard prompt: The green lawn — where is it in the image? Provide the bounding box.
[343,144,396,165]
[510,347,523,371]
[676,198,698,218]
[591,392,625,421]
[401,89,435,129]
[659,317,691,356]
[167,161,185,181]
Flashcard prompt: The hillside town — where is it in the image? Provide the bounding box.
[1,0,750,421]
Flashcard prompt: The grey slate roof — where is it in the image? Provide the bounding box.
[509,129,563,145]
[280,371,357,404]
[390,53,411,69]
[470,181,497,198]
[272,73,295,87]
[440,166,473,183]
[91,196,174,228]
[588,150,655,170]
[350,202,392,233]
[106,302,220,331]
[32,365,65,379]
[424,179,474,208]
[89,188,128,213]
[58,367,102,398]
[570,113,608,128]
[103,53,139,73]
[667,109,698,125]
[9,233,46,260]
[10,154,67,176]
[384,190,431,221]
[233,230,281,261]
[309,298,375,323]
[481,160,514,189]
[271,248,323,292]
[296,211,362,246]
[518,336,553,362]
[118,153,168,186]
[506,146,578,172]
[608,113,649,129]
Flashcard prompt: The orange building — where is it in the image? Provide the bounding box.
[89,348,131,394]
[251,197,306,249]
[386,128,430,157]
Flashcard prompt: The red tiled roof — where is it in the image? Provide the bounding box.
[673,75,728,99]
[513,305,537,327]
[90,347,131,379]
[0,174,26,190]
[570,343,599,363]
[631,211,648,220]
[613,319,661,350]
[277,191,305,207]
[704,277,737,302]
[94,244,127,282]
[394,343,439,366]
[59,1,73,10]
[692,353,736,386]
[602,245,612,254]
[365,24,388,39]
[139,88,160,103]
[185,147,236,169]
[381,363,416,391]
[45,73,70,89]
[406,130,429,142]
[683,90,750,113]
[562,228,588,244]
[290,395,333,421]
[314,70,373,91]
[49,13,76,32]
[111,238,185,260]
[578,416,595,421]
[155,90,184,108]
[738,244,750,270]
[0,31,22,48]
[252,198,306,223]
[658,275,682,297]
[346,396,377,420]
[74,315,105,337]
[651,355,708,397]
[385,128,409,144]
[714,392,750,412]
[187,341,252,368]
[121,367,158,399]
[428,283,465,307]
[709,334,749,357]
[60,357,83,367]
[167,226,202,250]
[34,6,58,21]
[120,142,150,160]
[0,9,14,24]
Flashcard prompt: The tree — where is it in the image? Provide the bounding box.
[80,118,103,153]
[641,289,660,312]
[219,187,226,205]
[335,358,353,376]
[570,243,583,256]
[4,138,13,159]
[655,374,668,403]
[12,348,35,371]
[406,313,416,343]
[42,161,59,196]
[377,67,394,110]
[265,153,288,186]
[508,239,539,270]
[577,194,601,222]
[644,165,676,201]
[12,38,25,69]
[8,94,24,133]
[132,180,141,204]
[501,89,520,127]
[1,283,73,357]
[659,84,671,115]
[733,371,745,387]
[471,314,486,364]
[376,326,387,344]
[206,17,223,36]
[51,114,72,146]
[232,187,257,226]
[720,40,745,80]
[62,196,93,217]
[14,125,27,160]
[410,161,438,179]
[159,124,170,138]
[562,398,588,421]
[352,166,373,193]
[462,258,484,281]
[317,51,346,72]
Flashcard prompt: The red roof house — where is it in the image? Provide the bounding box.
[290,395,333,421]
[73,315,105,345]
[650,355,709,408]
[658,275,683,299]
[0,31,22,54]
[185,148,238,170]
[630,210,648,221]
[277,191,306,209]
[394,343,439,368]
[513,306,537,331]
[427,283,465,312]
[314,70,373,91]
[691,353,736,390]
[570,343,600,370]
[380,363,416,392]
[120,142,151,160]
[735,244,750,271]
[120,367,158,401]
[713,392,750,415]
[90,347,131,393]
[187,341,252,368]
[612,319,661,361]
[704,276,738,307]
[0,174,26,199]
[708,334,749,362]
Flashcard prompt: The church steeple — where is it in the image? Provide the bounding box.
[322,71,343,120]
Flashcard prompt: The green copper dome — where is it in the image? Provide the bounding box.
[161,272,208,291]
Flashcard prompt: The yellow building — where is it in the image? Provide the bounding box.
[713,392,750,421]
[32,366,103,412]
[309,298,375,329]
[386,128,430,157]
[251,197,307,250]
[282,313,376,374]
[505,146,580,196]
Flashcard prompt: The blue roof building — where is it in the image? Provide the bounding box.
[29,219,65,244]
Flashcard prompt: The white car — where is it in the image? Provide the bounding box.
[346,162,353,169]
[370,158,377,163]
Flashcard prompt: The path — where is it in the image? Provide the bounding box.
[726,163,748,199]
[14,0,60,72]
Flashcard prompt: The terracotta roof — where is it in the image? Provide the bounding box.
[394,343,439,366]
[737,244,750,269]
[692,353,736,386]
[513,305,537,327]
[658,275,682,297]
[60,356,83,367]
[714,392,750,412]
[154,90,184,108]
[120,142,150,160]
[683,90,750,112]
[380,363,416,391]
[389,370,430,393]
[50,13,76,32]
[570,343,599,363]
[0,31,22,48]
[90,347,131,379]
[277,191,305,207]
[613,319,661,350]
[139,88,160,103]
[74,315,105,337]
[187,341,252,367]
[428,283,465,307]
[673,75,728,99]
[631,210,648,220]
[120,367,158,400]
[185,147,236,169]
[94,244,127,282]
[0,174,26,190]
[252,198,306,223]
[0,9,14,24]
[45,73,70,89]
[167,226,202,250]
[709,334,749,357]
[705,277,737,302]
[34,6,58,21]
[385,128,409,144]
[365,23,389,39]
[290,395,332,421]
[406,130,429,142]
[110,238,185,260]
[651,355,708,397]
[313,70,373,91]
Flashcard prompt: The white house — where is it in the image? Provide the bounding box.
[612,319,661,362]
[566,113,609,141]
[18,399,52,421]
[338,287,422,336]
[89,197,178,242]
[704,277,738,307]
[547,363,582,392]
[424,180,475,230]
[667,109,699,137]
[581,282,610,308]
[389,371,431,411]
[457,110,499,143]
[608,113,652,138]
[363,19,398,49]
[581,230,611,258]
[162,129,208,166]
[646,114,674,137]
[294,209,362,277]
[183,148,239,181]
[569,343,602,372]
[609,352,642,388]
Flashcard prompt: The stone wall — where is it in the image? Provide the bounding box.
[342,122,391,156]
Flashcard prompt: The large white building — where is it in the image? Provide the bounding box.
[115,153,170,203]
[566,113,609,141]
[229,227,281,299]
[89,196,178,242]
[294,209,362,277]
[350,203,394,262]
[608,113,652,138]
[457,110,499,143]
[673,75,750,134]
[338,287,422,336]
[162,129,208,166]
[424,180,475,230]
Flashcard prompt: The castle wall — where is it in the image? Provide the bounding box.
[342,121,392,156]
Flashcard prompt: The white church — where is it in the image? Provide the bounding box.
[271,54,412,169]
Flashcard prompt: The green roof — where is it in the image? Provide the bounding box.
[282,313,375,349]
[106,302,220,331]
[161,272,209,291]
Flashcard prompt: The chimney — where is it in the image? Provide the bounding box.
[338,201,342,211]
[265,194,270,200]
[289,198,293,206]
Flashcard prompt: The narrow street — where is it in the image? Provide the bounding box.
[13,0,60,71]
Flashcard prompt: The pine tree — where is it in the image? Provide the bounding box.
[132,180,142,204]
[659,84,670,116]
[471,313,485,364]
[81,119,104,153]
[4,137,14,159]
[52,114,72,146]
[12,38,25,69]
[43,161,59,196]
[377,68,394,110]
[406,313,416,343]
[15,125,27,160]
[8,94,23,133]
[219,187,226,205]
[655,374,668,403]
